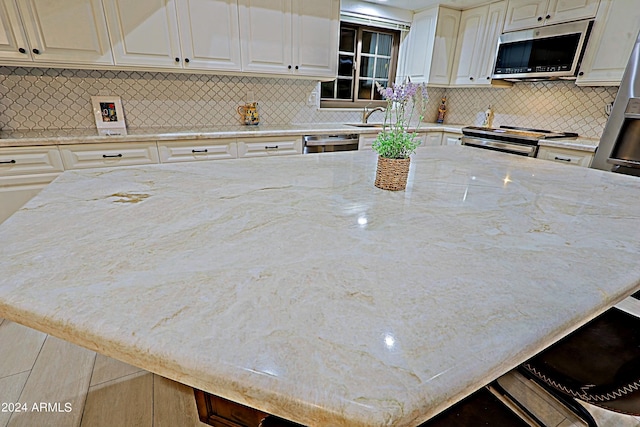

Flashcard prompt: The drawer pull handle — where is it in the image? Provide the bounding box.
[554,156,571,162]
[0,159,17,164]
[265,145,279,150]
[102,154,123,158]
[192,149,208,153]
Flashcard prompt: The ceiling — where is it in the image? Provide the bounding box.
[358,0,492,12]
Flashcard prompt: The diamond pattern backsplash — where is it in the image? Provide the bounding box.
[0,66,618,139]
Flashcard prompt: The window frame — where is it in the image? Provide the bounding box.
[320,23,400,109]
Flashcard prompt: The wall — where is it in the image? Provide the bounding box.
[0,66,618,139]
[444,81,619,139]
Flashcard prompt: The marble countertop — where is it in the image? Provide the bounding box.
[1,146,638,426]
[0,123,464,148]
[537,136,600,152]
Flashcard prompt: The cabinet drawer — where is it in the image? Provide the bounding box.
[358,134,378,151]
[158,139,237,163]
[59,142,159,169]
[421,132,442,147]
[0,146,64,177]
[537,146,594,167]
[237,136,302,158]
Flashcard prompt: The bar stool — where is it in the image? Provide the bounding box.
[521,291,640,427]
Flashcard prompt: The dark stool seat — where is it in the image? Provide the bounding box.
[419,386,537,426]
[522,302,640,419]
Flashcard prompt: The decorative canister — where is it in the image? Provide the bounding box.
[237,102,259,125]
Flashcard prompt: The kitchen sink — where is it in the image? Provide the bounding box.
[345,123,384,128]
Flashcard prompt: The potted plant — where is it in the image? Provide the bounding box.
[372,80,428,191]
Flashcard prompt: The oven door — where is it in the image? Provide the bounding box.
[461,136,538,157]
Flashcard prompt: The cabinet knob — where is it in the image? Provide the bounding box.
[578,71,584,76]
[537,16,543,21]
[469,77,474,81]
[486,76,490,80]
[185,58,190,63]
[18,48,26,54]
[32,48,40,54]
[288,65,292,69]
[295,65,299,70]
[545,14,551,19]
[175,57,180,62]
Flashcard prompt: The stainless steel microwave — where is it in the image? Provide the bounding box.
[492,20,593,80]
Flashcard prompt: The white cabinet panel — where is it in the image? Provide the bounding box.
[537,146,594,167]
[0,174,59,224]
[292,0,339,77]
[176,0,242,71]
[59,142,160,170]
[158,139,237,162]
[0,146,64,176]
[0,0,29,60]
[237,136,302,157]
[576,0,640,86]
[420,132,442,147]
[443,132,462,145]
[103,0,182,68]
[358,133,377,151]
[545,0,599,26]
[504,0,599,32]
[16,0,112,64]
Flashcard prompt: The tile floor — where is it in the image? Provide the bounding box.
[1,317,639,427]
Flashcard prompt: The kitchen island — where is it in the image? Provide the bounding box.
[0,146,638,426]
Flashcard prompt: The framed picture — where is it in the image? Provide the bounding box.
[91,96,127,136]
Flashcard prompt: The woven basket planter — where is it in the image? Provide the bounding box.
[375,156,410,191]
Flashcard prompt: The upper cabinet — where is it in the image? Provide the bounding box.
[503,0,599,32]
[450,1,507,86]
[402,6,460,86]
[0,0,112,64]
[103,0,242,71]
[238,0,339,78]
[576,0,640,86]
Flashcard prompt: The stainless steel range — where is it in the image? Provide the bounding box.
[461,126,578,157]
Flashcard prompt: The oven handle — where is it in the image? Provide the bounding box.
[461,136,537,156]
[304,134,359,146]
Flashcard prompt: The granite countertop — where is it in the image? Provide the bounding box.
[1,146,638,426]
[538,136,600,152]
[0,123,465,148]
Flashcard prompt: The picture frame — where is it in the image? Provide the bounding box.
[90,96,127,136]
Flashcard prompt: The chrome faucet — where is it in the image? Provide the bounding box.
[362,106,386,123]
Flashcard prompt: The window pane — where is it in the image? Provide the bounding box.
[359,56,374,78]
[358,79,373,100]
[320,81,335,99]
[362,31,377,54]
[339,28,356,53]
[337,79,353,99]
[378,33,393,56]
[375,58,390,79]
[338,55,353,77]
[373,79,387,100]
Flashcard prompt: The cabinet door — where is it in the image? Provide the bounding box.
[238,0,292,74]
[358,133,377,151]
[443,132,462,145]
[478,1,507,82]
[503,0,548,32]
[429,7,460,85]
[0,146,64,177]
[59,142,160,170]
[403,7,438,84]
[103,0,181,68]
[545,0,599,26]
[576,0,640,86]
[158,139,237,162]
[237,136,302,157]
[0,0,30,60]
[175,0,241,71]
[14,0,112,64]
[291,0,338,78]
[537,146,593,166]
[450,5,489,86]
[421,132,442,147]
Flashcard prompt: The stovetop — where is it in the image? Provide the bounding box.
[462,126,578,144]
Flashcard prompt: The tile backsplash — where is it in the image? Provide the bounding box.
[0,66,619,139]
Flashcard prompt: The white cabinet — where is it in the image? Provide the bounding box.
[158,139,237,162]
[0,0,112,65]
[576,0,640,86]
[358,133,377,151]
[450,2,507,86]
[401,6,460,86]
[537,146,594,167]
[0,146,64,224]
[238,0,339,78]
[59,142,160,170]
[504,0,599,32]
[443,132,462,145]
[237,136,302,157]
[420,132,442,147]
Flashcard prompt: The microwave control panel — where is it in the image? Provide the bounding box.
[494,65,571,74]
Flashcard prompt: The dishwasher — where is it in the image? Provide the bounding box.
[303,134,359,154]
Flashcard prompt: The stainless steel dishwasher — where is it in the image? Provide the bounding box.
[303,134,359,154]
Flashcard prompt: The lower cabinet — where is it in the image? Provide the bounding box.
[0,146,64,223]
[358,133,377,151]
[536,146,594,167]
[443,132,462,145]
[158,139,237,162]
[237,136,302,157]
[420,132,442,147]
[59,142,160,169]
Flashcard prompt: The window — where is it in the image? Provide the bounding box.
[320,23,400,108]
